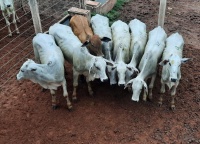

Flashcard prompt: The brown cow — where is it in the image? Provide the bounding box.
[69,15,111,56]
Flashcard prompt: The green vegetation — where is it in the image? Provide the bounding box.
[104,0,129,25]
[91,0,129,25]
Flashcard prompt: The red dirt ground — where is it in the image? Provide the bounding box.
[0,0,200,143]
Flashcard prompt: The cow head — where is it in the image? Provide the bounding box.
[159,54,190,82]
[82,35,111,57]
[112,61,127,87]
[17,59,53,81]
[106,64,117,85]
[89,57,113,82]
[17,59,39,80]
[1,0,12,8]
[125,64,139,83]
[125,77,148,101]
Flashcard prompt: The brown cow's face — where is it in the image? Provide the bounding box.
[87,35,104,56]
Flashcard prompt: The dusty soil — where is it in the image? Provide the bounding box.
[0,0,200,143]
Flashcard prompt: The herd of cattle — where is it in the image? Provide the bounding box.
[16,14,190,110]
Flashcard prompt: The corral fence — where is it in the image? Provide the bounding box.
[0,0,79,90]
[0,0,167,90]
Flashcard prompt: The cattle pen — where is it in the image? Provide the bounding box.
[0,0,200,144]
[0,0,167,90]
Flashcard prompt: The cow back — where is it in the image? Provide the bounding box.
[70,15,93,43]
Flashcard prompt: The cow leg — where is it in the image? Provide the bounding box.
[142,79,148,101]
[170,81,179,110]
[148,74,156,101]
[158,79,165,106]
[50,89,57,110]
[12,11,20,34]
[62,79,72,110]
[2,11,12,37]
[72,68,79,101]
[21,0,27,13]
[15,11,20,23]
[86,76,93,96]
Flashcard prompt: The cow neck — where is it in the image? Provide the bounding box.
[115,47,123,63]
[88,56,96,74]
[139,52,156,79]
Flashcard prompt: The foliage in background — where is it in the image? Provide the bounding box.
[91,0,129,25]
[104,0,129,25]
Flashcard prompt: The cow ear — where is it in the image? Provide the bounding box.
[81,40,90,47]
[159,59,169,66]
[126,66,132,71]
[127,66,139,74]
[124,79,134,89]
[103,58,114,66]
[101,37,111,42]
[181,58,190,63]
[106,61,114,66]
[142,81,148,95]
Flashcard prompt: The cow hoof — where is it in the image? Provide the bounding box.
[143,97,147,101]
[67,106,73,111]
[9,34,12,37]
[89,91,94,96]
[52,105,58,110]
[170,105,175,111]
[72,97,79,102]
[16,32,20,35]
[158,102,162,107]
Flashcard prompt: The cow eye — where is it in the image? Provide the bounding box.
[21,70,24,72]
[169,63,171,66]
[96,66,100,70]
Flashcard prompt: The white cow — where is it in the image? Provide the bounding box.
[17,33,72,110]
[126,19,147,83]
[159,32,190,109]
[111,20,130,63]
[49,23,113,101]
[0,0,20,36]
[91,14,115,85]
[125,26,167,102]
[107,20,131,86]
[91,14,113,60]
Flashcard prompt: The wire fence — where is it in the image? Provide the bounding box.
[0,0,79,89]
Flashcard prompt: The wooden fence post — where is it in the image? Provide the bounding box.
[79,0,86,9]
[28,0,42,34]
[158,0,167,28]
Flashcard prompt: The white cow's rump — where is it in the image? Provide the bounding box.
[125,26,167,102]
[49,23,113,100]
[17,33,72,110]
[0,0,20,36]
[91,14,113,60]
[159,32,190,109]
[108,20,131,86]
[126,19,147,83]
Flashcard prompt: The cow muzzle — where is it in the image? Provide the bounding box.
[119,84,124,87]
[101,78,108,82]
[171,78,177,82]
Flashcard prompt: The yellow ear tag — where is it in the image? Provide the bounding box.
[171,60,174,65]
